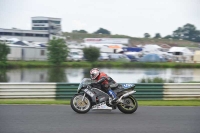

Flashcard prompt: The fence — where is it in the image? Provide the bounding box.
[0,83,200,100]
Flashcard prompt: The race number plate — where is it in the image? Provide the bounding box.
[84,89,94,97]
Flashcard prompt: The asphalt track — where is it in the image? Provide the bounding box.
[0,105,200,133]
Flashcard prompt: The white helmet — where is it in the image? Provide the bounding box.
[90,68,100,80]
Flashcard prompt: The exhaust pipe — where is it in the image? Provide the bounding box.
[122,90,136,98]
[117,90,136,103]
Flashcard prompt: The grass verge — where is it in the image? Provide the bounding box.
[0,99,200,106]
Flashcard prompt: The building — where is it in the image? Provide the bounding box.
[31,16,62,35]
[193,51,200,63]
[0,28,49,42]
[0,17,64,42]
[7,44,48,61]
[84,38,130,45]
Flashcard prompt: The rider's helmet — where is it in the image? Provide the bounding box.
[90,68,100,80]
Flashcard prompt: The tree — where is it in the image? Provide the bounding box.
[94,28,111,35]
[83,46,100,62]
[0,42,10,65]
[194,30,200,42]
[72,29,88,33]
[47,38,69,66]
[79,30,88,33]
[144,33,151,38]
[0,69,8,82]
[182,23,197,41]
[172,23,200,42]
[72,30,78,33]
[172,27,183,39]
[154,33,162,38]
[163,35,172,39]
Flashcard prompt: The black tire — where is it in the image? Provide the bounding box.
[117,95,138,114]
[70,94,91,114]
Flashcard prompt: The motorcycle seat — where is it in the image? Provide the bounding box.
[110,83,118,88]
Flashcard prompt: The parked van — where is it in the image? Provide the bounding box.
[98,53,109,61]
[108,54,130,62]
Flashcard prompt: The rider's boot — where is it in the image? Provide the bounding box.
[108,89,118,103]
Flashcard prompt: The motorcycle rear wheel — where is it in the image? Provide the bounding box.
[117,95,138,114]
[71,94,91,113]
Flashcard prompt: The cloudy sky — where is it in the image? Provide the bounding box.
[0,0,199,37]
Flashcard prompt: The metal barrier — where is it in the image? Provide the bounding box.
[163,83,200,100]
[0,83,200,100]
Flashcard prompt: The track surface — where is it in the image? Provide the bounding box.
[0,105,200,133]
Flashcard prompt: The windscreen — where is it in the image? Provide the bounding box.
[77,78,91,92]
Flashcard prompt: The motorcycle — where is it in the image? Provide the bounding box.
[70,78,138,114]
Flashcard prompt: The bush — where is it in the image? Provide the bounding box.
[47,38,69,66]
[138,77,174,83]
[0,42,10,67]
[83,46,100,62]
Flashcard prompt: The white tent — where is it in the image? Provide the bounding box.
[168,47,193,55]
[168,47,194,62]
[142,44,162,54]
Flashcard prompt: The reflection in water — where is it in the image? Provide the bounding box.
[48,68,67,82]
[144,69,160,76]
[0,69,8,82]
[4,68,200,83]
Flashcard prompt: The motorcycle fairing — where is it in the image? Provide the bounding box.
[84,87,110,103]
[120,83,135,89]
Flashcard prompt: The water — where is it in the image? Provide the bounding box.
[1,68,200,83]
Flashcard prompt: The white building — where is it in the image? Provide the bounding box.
[0,16,64,43]
[84,38,129,45]
[82,43,125,53]
[0,28,49,42]
[7,44,48,61]
[32,16,62,35]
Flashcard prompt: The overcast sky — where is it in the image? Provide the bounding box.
[0,0,199,37]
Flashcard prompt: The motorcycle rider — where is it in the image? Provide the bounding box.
[90,68,118,103]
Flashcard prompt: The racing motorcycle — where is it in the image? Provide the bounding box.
[70,78,138,114]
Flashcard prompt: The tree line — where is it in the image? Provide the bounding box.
[72,28,111,35]
[71,23,200,43]
[145,23,200,42]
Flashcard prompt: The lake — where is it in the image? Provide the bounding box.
[1,68,200,83]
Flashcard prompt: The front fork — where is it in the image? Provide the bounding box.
[81,93,86,101]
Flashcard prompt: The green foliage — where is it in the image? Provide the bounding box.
[0,42,10,65]
[83,46,100,62]
[154,33,162,38]
[47,38,69,66]
[164,35,172,39]
[94,28,111,35]
[172,23,200,42]
[72,29,88,33]
[138,77,174,83]
[144,33,151,38]
[79,30,88,33]
[0,69,8,82]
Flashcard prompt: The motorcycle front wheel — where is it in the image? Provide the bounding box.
[70,94,91,114]
[117,95,138,114]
